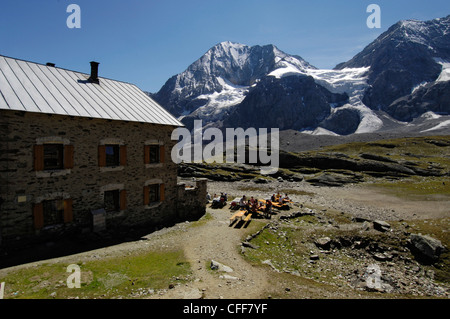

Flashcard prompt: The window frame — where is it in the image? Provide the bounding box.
[104,189,120,212]
[34,141,74,173]
[144,144,165,166]
[43,143,64,170]
[148,184,160,203]
[103,189,127,212]
[33,198,73,229]
[98,143,127,169]
[144,183,165,207]
[148,145,160,164]
[42,198,65,225]
[105,144,120,167]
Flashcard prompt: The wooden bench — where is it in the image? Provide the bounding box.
[243,213,252,222]
[230,210,246,224]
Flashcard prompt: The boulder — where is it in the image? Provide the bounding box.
[306,173,361,187]
[410,234,445,262]
[210,260,234,273]
[373,220,391,232]
[241,241,259,249]
[372,252,394,262]
[219,274,239,281]
[253,178,269,184]
[315,237,332,250]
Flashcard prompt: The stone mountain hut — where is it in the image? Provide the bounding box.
[0,55,206,249]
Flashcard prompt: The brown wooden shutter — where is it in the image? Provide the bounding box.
[63,198,73,223]
[160,184,165,202]
[64,145,74,169]
[144,145,150,164]
[120,189,127,210]
[98,145,106,167]
[120,145,127,166]
[34,145,44,171]
[159,145,165,163]
[33,203,44,229]
[143,186,150,205]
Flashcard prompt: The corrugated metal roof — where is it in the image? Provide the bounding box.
[0,55,183,127]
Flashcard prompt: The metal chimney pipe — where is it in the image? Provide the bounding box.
[89,61,100,83]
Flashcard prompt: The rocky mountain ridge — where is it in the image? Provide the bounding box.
[152,16,450,135]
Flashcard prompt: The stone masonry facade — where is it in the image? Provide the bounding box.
[0,109,206,249]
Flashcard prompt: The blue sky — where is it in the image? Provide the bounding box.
[1,0,449,93]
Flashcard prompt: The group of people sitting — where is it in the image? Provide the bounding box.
[239,195,260,211]
[207,192,228,208]
[238,192,290,215]
[270,192,290,203]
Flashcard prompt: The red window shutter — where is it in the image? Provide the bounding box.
[98,145,106,167]
[64,145,74,169]
[143,186,150,205]
[34,145,44,171]
[160,184,165,202]
[63,198,73,223]
[120,190,127,210]
[159,145,165,163]
[33,203,44,229]
[144,145,150,164]
[120,145,127,166]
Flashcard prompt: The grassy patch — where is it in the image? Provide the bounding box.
[369,176,450,200]
[189,212,214,228]
[0,249,191,299]
[244,225,300,269]
[323,136,450,159]
[242,212,449,298]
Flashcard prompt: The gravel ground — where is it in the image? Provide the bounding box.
[1,179,448,299]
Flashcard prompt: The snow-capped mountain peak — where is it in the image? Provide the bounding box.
[153,16,450,136]
[153,41,314,121]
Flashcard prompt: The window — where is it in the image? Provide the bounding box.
[148,184,160,203]
[43,144,64,170]
[104,190,120,212]
[43,199,65,225]
[98,144,127,167]
[144,184,165,205]
[103,189,127,212]
[34,143,74,171]
[105,145,120,167]
[149,145,160,164]
[144,145,165,165]
[33,198,73,229]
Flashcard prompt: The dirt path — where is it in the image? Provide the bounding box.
[148,207,270,299]
[151,179,449,298]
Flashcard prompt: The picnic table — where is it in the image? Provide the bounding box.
[229,209,247,224]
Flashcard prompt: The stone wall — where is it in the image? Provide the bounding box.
[176,178,208,221]
[0,110,206,248]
